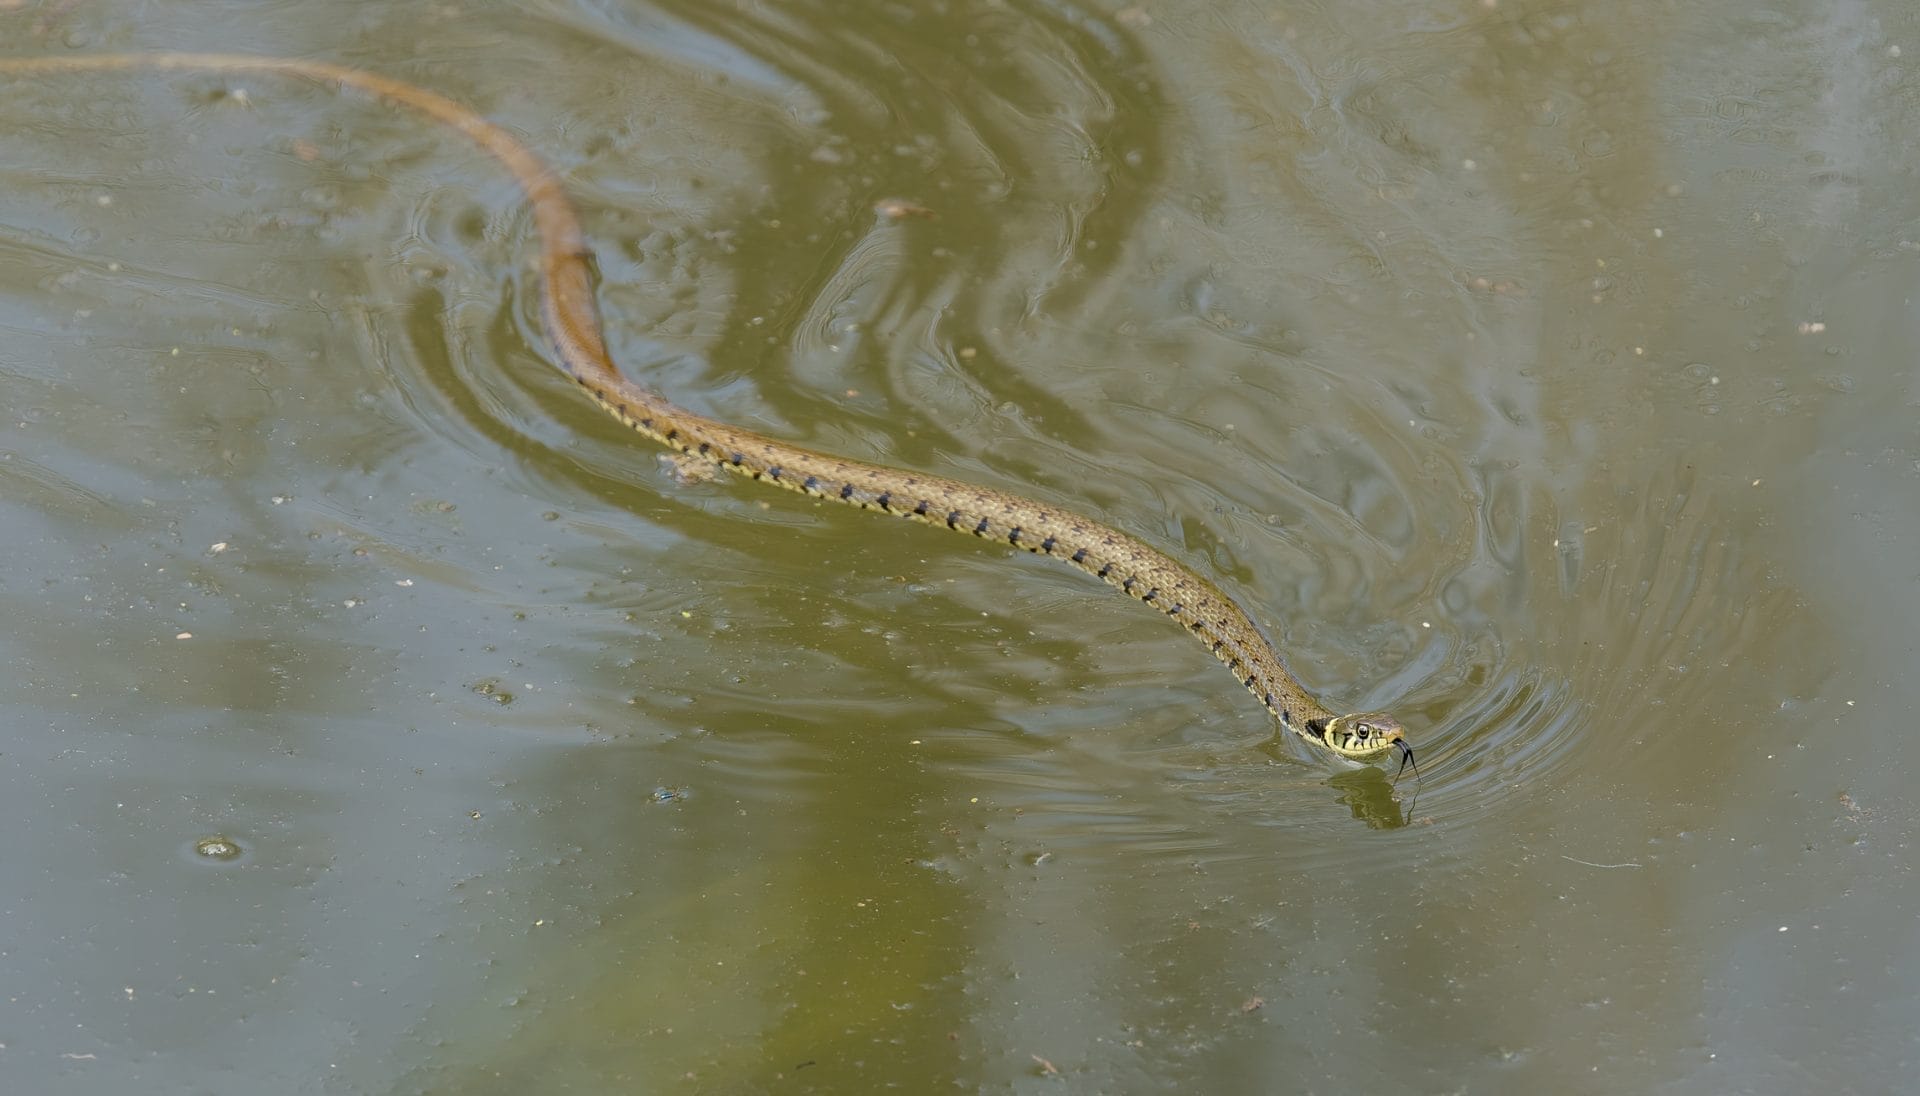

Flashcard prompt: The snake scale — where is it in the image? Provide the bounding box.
[0,52,1413,769]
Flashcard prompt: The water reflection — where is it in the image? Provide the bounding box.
[1325,767,1411,830]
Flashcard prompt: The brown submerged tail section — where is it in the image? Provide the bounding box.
[0,52,1409,765]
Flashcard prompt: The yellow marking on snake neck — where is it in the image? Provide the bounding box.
[0,52,1410,765]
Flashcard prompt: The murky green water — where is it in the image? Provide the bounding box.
[2,0,1915,1091]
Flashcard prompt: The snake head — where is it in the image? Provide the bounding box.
[1320,711,1409,763]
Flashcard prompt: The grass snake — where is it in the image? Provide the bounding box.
[0,52,1415,772]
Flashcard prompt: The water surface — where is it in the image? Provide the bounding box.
[1,0,1915,1091]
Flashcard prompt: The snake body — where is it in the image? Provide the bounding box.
[0,52,1411,766]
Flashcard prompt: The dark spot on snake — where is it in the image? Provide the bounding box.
[1007,527,1022,545]
[913,500,930,516]
[1212,639,1225,652]
[839,483,855,500]
[1097,563,1113,579]
[641,417,654,430]
[974,517,990,535]
[946,511,962,529]
[730,452,744,466]
[1071,548,1088,564]
[1305,718,1329,741]
[1281,710,1292,725]
[803,475,820,492]
[876,492,891,509]
[766,466,782,480]
[1263,692,1274,709]
[1168,603,1182,615]
[1122,576,1135,593]
[697,441,710,454]
[1142,588,1158,602]
[1040,535,1056,553]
